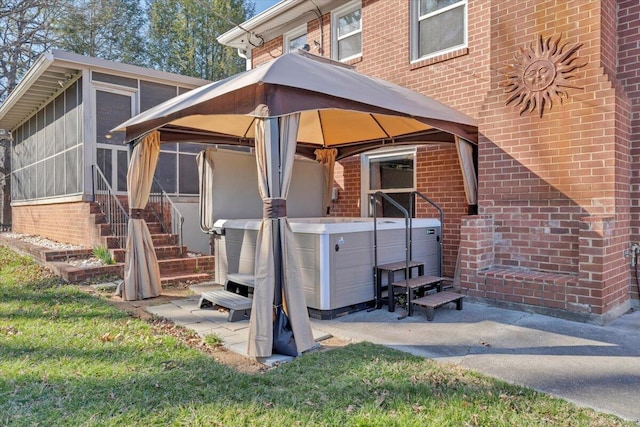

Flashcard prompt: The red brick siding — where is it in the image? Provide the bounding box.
[620,0,640,303]
[248,0,637,316]
[12,202,103,247]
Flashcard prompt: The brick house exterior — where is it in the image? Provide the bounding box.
[219,0,640,323]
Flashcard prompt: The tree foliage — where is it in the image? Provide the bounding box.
[0,0,62,101]
[53,0,147,66]
[146,0,254,81]
[0,0,255,102]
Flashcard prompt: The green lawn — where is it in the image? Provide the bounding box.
[0,246,634,426]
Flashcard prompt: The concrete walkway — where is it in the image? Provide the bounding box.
[144,284,640,423]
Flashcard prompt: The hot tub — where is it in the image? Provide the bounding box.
[212,217,441,318]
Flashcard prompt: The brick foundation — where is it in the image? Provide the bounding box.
[12,201,103,247]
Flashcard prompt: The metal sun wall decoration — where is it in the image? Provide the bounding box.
[503,34,588,118]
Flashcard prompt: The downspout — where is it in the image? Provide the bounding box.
[310,0,324,56]
[237,48,252,71]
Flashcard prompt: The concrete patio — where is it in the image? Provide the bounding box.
[140,281,640,424]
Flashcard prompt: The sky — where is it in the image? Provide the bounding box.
[252,0,281,15]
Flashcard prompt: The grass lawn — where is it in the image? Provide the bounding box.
[0,246,634,427]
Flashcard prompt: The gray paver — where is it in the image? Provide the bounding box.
[171,298,201,310]
[146,303,201,326]
[91,282,118,291]
[191,307,232,323]
[186,320,221,337]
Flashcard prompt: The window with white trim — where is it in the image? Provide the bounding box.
[410,0,467,62]
[284,24,308,53]
[332,1,362,61]
[361,148,416,217]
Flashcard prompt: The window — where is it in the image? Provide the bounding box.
[140,80,177,112]
[361,148,416,217]
[410,0,467,62]
[284,24,307,53]
[332,1,362,61]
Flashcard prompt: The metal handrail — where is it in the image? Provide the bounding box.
[409,191,444,276]
[149,178,185,255]
[92,165,129,249]
[371,191,411,313]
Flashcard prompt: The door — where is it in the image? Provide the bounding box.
[94,86,136,193]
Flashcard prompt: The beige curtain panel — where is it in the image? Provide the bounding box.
[455,136,478,206]
[314,148,338,215]
[121,131,162,301]
[248,115,315,358]
[197,148,216,232]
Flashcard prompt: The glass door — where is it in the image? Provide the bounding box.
[361,148,416,217]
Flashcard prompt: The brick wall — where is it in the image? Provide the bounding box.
[465,0,632,319]
[12,202,102,247]
[619,0,640,303]
[248,0,636,318]
[251,0,489,279]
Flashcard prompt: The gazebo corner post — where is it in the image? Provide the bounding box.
[121,131,162,301]
[248,114,316,359]
[265,117,284,309]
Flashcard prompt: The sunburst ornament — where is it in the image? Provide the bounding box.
[503,34,587,118]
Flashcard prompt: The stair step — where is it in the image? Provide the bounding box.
[391,275,444,290]
[157,255,215,276]
[104,235,127,249]
[161,272,213,286]
[151,234,178,246]
[376,260,424,272]
[412,291,465,321]
[111,245,188,262]
[199,290,252,322]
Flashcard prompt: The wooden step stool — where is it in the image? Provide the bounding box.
[199,290,252,322]
[391,275,444,316]
[412,291,465,321]
[375,260,424,312]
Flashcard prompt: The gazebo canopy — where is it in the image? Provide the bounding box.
[114,50,478,359]
[115,50,477,158]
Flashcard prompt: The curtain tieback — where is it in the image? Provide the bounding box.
[130,209,144,219]
[263,198,287,219]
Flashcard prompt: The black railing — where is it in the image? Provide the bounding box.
[149,178,184,255]
[409,191,444,276]
[92,166,129,248]
[371,191,412,311]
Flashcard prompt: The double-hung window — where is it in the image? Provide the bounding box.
[361,148,416,218]
[332,1,362,61]
[410,0,467,62]
[284,24,308,53]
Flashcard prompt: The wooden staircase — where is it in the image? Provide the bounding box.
[91,201,215,286]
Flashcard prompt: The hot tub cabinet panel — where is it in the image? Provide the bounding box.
[213,218,441,317]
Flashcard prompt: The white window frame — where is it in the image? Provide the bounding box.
[284,24,308,53]
[331,0,362,62]
[360,147,417,217]
[410,0,467,63]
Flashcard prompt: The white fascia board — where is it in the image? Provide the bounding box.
[0,52,54,123]
[50,50,210,87]
[217,0,303,50]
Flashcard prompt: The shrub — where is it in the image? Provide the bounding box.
[92,246,115,265]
